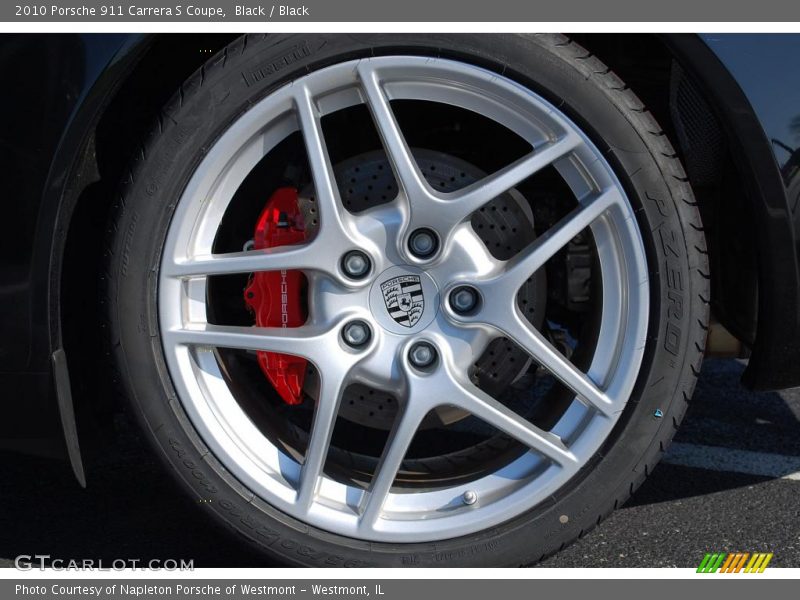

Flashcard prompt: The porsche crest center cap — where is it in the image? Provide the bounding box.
[369,266,439,334]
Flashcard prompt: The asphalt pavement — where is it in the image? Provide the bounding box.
[1,358,798,568]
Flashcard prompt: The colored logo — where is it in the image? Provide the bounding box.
[697,552,773,573]
[381,275,424,328]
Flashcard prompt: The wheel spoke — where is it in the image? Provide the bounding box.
[443,369,577,466]
[501,187,621,289]
[357,62,431,202]
[358,404,426,529]
[499,312,615,416]
[163,243,323,278]
[294,85,348,236]
[165,323,331,359]
[444,134,582,225]
[296,368,350,511]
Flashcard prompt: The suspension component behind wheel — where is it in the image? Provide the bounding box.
[244,187,309,405]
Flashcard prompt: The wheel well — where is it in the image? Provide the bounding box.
[571,34,758,347]
[61,34,237,450]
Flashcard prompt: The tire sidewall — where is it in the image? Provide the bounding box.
[109,33,704,566]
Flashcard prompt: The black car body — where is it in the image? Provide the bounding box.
[1,33,799,484]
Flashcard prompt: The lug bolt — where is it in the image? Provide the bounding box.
[462,490,478,505]
[342,320,371,348]
[408,228,439,258]
[449,286,479,314]
[341,250,371,279]
[409,342,437,369]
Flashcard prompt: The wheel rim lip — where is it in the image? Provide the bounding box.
[158,56,650,542]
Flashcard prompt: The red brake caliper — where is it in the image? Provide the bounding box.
[244,187,308,405]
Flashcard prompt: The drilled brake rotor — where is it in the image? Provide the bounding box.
[299,149,545,430]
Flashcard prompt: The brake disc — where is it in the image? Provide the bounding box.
[298,149,545,430]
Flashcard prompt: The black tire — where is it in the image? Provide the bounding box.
[105,33,709,567]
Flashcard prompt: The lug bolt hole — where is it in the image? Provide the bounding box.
[342,320,371,348]
[341,250,371,279]
[408,228,439,259]
[449,286,480,315]
[408,342,437,370]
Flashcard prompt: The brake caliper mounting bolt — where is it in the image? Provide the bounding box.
[409,342,437,369]
[341,250,371,279]
[449,286,479,314]
[462,490,478,505]
[342,320,371,348]
[408,228,439,258]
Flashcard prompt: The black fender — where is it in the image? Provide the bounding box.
[664,34,800,390]
[0,34,150,477]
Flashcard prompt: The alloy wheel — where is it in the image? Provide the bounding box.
[158,56,649,543]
